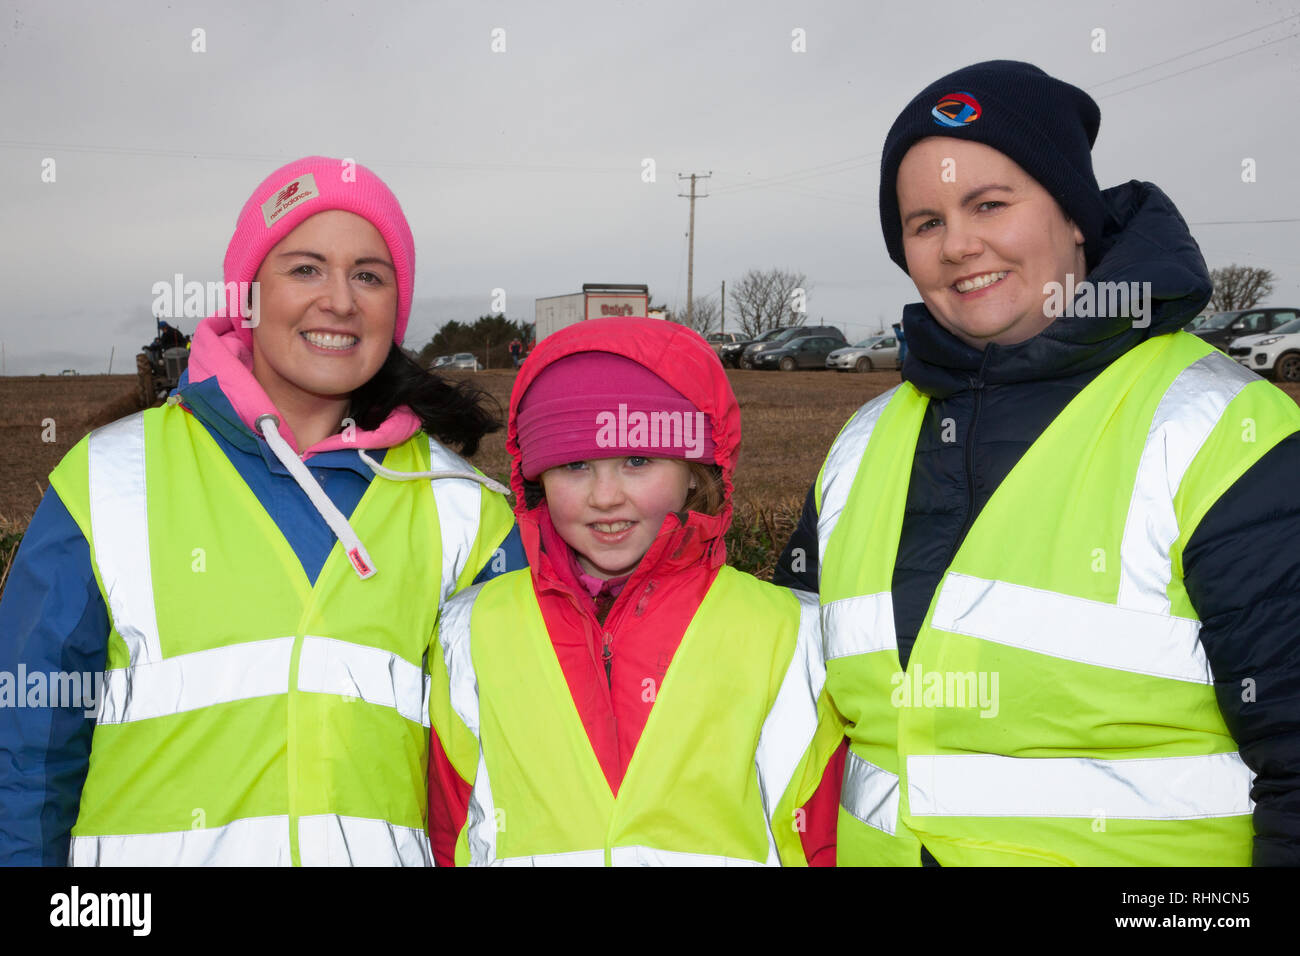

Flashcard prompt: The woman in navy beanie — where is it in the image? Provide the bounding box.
[776,60,1300,867]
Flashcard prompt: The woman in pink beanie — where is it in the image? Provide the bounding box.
[426,316,843,866]
[0,157,522,866]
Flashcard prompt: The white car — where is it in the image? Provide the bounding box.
[1227,316,1300,382]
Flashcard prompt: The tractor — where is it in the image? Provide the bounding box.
[137,320,191,408]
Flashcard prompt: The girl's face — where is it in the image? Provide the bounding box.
[897,137,1087,349]
[251,210,397,408]
[540,456,695,580]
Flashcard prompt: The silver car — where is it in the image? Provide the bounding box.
[827,335,900,372]
[449,352,483,370]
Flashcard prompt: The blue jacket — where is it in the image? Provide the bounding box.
[0,374,525,865]
[774,180,1300,866]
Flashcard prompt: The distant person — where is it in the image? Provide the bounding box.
[775,60,1300,866]
[508,337,522,369]
[891,321,907,377]
[427,317,841,866]
[0,156,523,866]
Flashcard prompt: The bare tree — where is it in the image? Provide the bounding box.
[667,295,720,334]
[1209,265,1275,311]
[728,268,809,337]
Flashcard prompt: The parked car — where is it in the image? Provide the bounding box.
[705,331,745,360]
[718,327,788,368]
[752,333,848,371]
[449,352,482,370]
[827,335,900,372]
[1189,308,1298,352]
[740,325,845,369]
[1227,315,1300,381]
[430,354,454,368]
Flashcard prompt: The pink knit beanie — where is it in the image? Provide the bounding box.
[220,156,415,350]
[516,351,716,480]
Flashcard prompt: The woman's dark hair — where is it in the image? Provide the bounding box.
[349,345,502,456]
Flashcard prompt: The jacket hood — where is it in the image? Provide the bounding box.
[902,180,1214,397]
[506,318,740,574]
[185,310,422,456]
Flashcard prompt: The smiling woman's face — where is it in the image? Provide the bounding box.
[897,137,1087,349]
[250,209,397,408]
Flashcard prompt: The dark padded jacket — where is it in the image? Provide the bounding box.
[773,180,1300,866]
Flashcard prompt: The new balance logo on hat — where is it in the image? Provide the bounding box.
[261,173,320,227]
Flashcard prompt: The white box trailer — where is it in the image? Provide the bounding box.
[535,283,653,341]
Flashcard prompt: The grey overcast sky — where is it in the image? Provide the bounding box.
[1,0,1298,374]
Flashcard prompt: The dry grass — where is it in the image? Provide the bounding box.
[1,366,1296,594]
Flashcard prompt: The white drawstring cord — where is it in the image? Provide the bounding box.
[356,448,510,496]
[255,414,378,580]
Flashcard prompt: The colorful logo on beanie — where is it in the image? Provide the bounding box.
[932,92,982,128]
[261,173,320,228]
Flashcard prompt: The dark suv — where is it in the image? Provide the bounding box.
[1190,309,1297,351]
[750,329,848,370]
[738,325,845,369]
[718,327,788,368]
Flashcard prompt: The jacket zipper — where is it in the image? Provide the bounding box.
[601,631,613,688]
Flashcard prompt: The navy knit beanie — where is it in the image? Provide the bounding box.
[878,60,1108,273]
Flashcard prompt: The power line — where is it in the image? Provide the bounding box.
[1094,29,1300,99]
[710,153,879,196]
[1086,12,1299,89]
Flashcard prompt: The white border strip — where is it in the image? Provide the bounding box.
[822,592,896,661]
[932,572,1210,684]
[841,750,900,836]
[70,815,291,866]
[428,439,484,604]
[297,814,432,867]
[816,388,898,581]
[1118,352,1255,614]
[88,413,162,666]
[907,752,1254,819]
[97,637,295,724]
[297,636,430,727]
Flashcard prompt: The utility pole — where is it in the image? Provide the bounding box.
[720,280,726,335]
[677,172,710,327]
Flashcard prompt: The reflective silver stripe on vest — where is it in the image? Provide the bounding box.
[1118,352,1256,615]
[609,846,767,867]
[754,589,826,865]
[907,752,1255,819]
[488,847,767,866]
[97,635,430,724]
[70,815,291,866]
[428,439,486,605]
[297,814,432,866]
[816,387,899,583]
[436,583,501,864]
[87,412,162,666]
[494,849,606,866]
[297,636,431,727]
[69,813,430,866]
[822,592,895,661]
[841,750,900,836]
[97,637,295,724]
[931,572,1210,684]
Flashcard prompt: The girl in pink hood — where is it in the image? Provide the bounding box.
[0,157,519,866]
[427,317,841,866]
